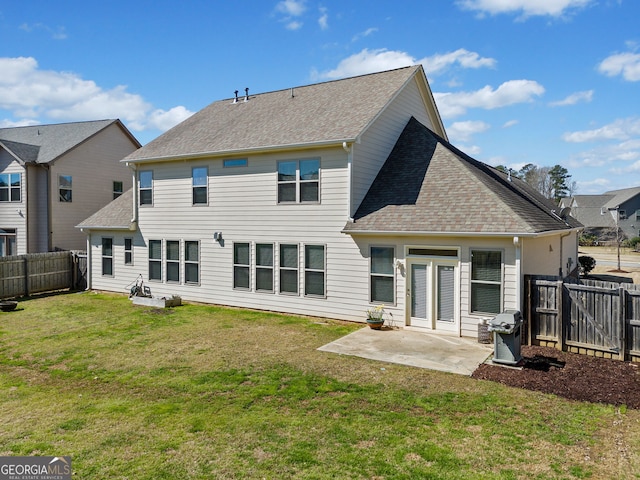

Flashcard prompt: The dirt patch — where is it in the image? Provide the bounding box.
[472,345,640,408]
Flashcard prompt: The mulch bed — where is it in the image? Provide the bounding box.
[472,345,640,409]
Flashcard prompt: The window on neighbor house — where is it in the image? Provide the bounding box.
[149,240,162,281]
[619,210,627,220]
[255,243,274,292]
[0,228,17,257]
[233,242,250,289]
[139,171,153,205]
[470,250,503,315]
[279,244,299,294]
[185,241,199,284]
[370,246,394,304]
[0,173,21,202]
[124,238,133,265]
[102,237,113,276]
[166,240,180,283]
[192,167,208,205]
[277,159,320,203]
[113,181,123,200]
[304,244,325,297]
[59,175,72,202]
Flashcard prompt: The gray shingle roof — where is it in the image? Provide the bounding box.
[0,119,135,165]
[603,186,640,209]
[125,65,441,162]
[76,188,134,230]
[344,117,581,235]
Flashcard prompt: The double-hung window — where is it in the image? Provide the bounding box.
[470,250,502,314]
[0,173,21,202]
[370,247,394,303]
[149,240,162,281]
[233,242,250,289]
[139,171,153,205]
[0,228,17,257]
[279,244,299,294]
[304,245,325,297]
[59,175,72,202]
[166,240,180,283]
[192,167,208,205]
[256,243,274,292]
[185,241,199,284]
[102,238,113,276]
[277,159,320,203]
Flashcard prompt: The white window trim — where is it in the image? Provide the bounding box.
[304,243,326,298]
[277,158,321,204]
[184,240,200,285]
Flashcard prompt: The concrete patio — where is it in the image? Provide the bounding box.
[318,327,494,376]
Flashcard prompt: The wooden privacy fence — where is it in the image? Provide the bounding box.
[526,275,640,362]
[0,251,86,299]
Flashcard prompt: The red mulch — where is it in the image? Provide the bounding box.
[472,345,640,408]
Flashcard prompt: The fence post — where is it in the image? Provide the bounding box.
[556,280,564,351]
[619,286,627,361]
[23,255,29,297]
[526,276,532,345]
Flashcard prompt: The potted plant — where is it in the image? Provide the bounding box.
[365,305,386,330]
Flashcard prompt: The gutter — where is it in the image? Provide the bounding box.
[122,138,357,165]
[341,228,582,238]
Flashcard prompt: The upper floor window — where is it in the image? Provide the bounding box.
[59,175,72,202]
[192,167,208,205]
[0,173,21,202]
[139,171,153,205]
[470,250,502,315]
[113,181,123,200]
[223,158,247,168]
[277,159,320,203]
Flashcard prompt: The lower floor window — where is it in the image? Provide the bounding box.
[370,246,394,303]
[233,242,250,289]
[279,244,299,294]
[185,241,199,284]
[149,240,162,281]
[0,228,16,257]
[256,243,274,292]
[470,250,502,314]
[304,245,325,297]
[124,238,133,265]
[102,237,113,276]
[166,240,180,282]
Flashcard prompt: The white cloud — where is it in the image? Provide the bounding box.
[0,56,193,133]
[318,7,328,30]
[422,48,496,76]
[276,0,306,16]
[318,47,495,80]
[567,139,640,170]
[549,89,593,106]
[503,119,519,128]
[285,20,303,30]
[447,120,490,142]
[598,52,640,82]
[562,118,640,142]
[456,0,594,19]
[20,22,67,40]
[433,80,545,118]
[352,27,378,42]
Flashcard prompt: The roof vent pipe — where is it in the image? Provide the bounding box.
[291,87,295,98]
[244,88,249,102]
[233,90,239,103]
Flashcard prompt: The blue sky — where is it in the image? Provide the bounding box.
[1,0,639,194]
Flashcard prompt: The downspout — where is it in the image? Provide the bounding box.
[343,142,354,220]
[83,229,92,291]
[513,236,521,312]
[559,231,572,277]
[127,162,138,227]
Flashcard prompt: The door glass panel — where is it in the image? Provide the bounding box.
[411,264,427,319]
[437,265,455,322]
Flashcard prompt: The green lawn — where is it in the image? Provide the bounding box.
[0,292,638,479]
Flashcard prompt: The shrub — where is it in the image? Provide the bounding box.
[579,233,597,246]
[627,237,640,250]
[578,256,596,276]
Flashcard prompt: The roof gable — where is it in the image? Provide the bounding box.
[345,117,580,235]
[125,66,445,162]
[0,119,137,165]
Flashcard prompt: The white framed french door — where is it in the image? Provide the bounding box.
[407,258,459,333]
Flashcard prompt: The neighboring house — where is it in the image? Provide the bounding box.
[566,187,640,241]
[0,120,140,255]
[78,66,581,337]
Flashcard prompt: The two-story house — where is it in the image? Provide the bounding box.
[78,66,581,337]
[0,120,140,255]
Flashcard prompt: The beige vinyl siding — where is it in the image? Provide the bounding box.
[351,77,435,216]
[522,231,578,278]
[0,153,27,255]
[26,165,49,252]
[49,123,136,251]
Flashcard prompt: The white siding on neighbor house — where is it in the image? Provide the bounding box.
[26,166,49,252]
[522,231,578,278]
[0,152,27,255]
[351,77,435,216]
[49,123,136,251]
